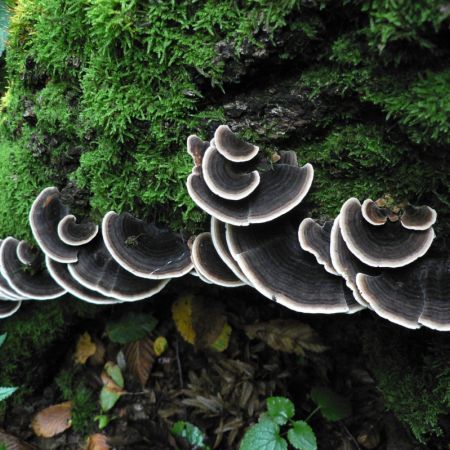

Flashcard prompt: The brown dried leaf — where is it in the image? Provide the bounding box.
[74,332,96,365]
[244,319,327,355]
[0,429,38,449]
[124,335,155,387]
[87,433,111,450]
[31,401,72,438]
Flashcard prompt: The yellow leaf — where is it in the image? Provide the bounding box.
[210,323,232,352]
[172,295,195,345]
[74,332,96,365]
[153,336,168,356]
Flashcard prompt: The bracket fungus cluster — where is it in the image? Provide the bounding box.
[0,187,193,317]
[0,125,447,332]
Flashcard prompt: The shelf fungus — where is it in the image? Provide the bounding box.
[356,255,450,331]
[0,238,66,300]
[298,218,338,276]
[400,204,437,231]
[214,125,259,162]
[340,198,435,268]
[67,235,170,301]
[0,300,21,318]
[187,126,313,226]
[226,220,363,314]
[191,232,245,287]
[57,215,98,246]
[46,256,121,305]
[102,212,193,279]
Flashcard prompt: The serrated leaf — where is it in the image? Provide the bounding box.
[106,312,157,344]
[239,418,287,450]
[244,320,326,356]
[266,397,295,425]
[311,387,352,422]
[124,335,155,387]
[0,386,17,402]
[171,421,207,448]
[287,421,317,450]
[0,333,7,348]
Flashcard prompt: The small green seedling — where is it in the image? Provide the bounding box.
[0,333,18,402]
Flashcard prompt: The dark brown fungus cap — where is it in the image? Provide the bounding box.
[192,232,245,287]
[67,234,169,301]
[202,146,260,200]
[298,218,338,276]
[340,198,435,268]
[226,220,362,313]
[57,215,98,246]
[210,217,250,284]
[102,212,193,279]
[46,256,121,305]
[214,125,259,162]
[187,135,209,167]
[400,205,437,230]
[356,255,450,331]
[0,300,21,318]
[0,237,66,300]
[29,187,78,263]
[361,199,390,226]
[187,161,314,226]
[278,150,299,166]
[330,216,379,307]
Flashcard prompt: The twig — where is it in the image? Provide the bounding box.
[341,423,362,450]
[175,335,184,389]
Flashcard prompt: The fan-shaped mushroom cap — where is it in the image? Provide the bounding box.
[330,216,378,307]
[0,238,66,300]
[210,217,250,284]
[29,187,78,263]
[57,215,98,246]
[226,220,362,313]
[356,255,450,331]
[187,135,209,167]
[361,199,390,226]
[278,150,299,166]
[187,161,314,226]
[214,125,259,162]
[0,300,21,318]
[400,205,437,230]
[68,235,170,301]
[202,146,260,200]
[298,218,338,276]
[102,212,193,279]
[46,256,121,305]
[192,232,244,287]
[340,198,435,268]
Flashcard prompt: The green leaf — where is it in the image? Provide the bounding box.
[266,396,295,425]
[0,333,6,349]
[100,386,122,412]
[105,362,124,388]
[287,421,317,450]
[95,414,110,430]
[239,418,287,450]
[106,312,158,344]
[0,386,18,402]
[310,387,352,422]
[171,421,208,448]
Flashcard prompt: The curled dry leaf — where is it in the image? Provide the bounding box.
[244,319,327,355]
[124,335,155,387]
[31,401,72,438]
[100,365,125,412]
[87,433,111,450]
[74,332,97,364]
[0,429,39,449]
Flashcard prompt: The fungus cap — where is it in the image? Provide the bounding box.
[29,187,78,263]
[361,199,390,226]
[57,215,98,246]
[191,232,245,287]
[340,198,435,268]
[0,237,66,300]
[0,300,21,319]
[102,212,193,279]
[400,205,437,231]
[214,125,259,162]
[187,135,209,167]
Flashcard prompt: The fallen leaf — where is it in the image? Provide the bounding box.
[0,429,38,449]
[87,433,111,450]
[104,362,124,388]
[124,335,155,387]
[153,336,168,356]
[172,295,195,345]
[31,401,72,438]
[210,323,232,352]
[100,365,125,412]
[106,312,157,344]
[74,332,96,364]
[89,338,106,366]
[245,319,327,355]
